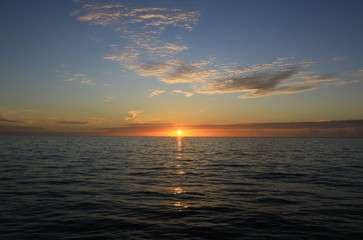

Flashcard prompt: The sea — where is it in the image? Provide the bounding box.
[0,136,362,240]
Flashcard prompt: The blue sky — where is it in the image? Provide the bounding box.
[1,0,363,136]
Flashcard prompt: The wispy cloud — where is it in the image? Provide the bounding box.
[104,95,114,102]
[97,120,363,137]
[124,110,140,121]
[72,2,197,59]
[0,110,41,125]
[73,2,201,88]
[73,4,198,30]
[53,119,90,125]
[332,56,347,62]
[65,73,95,86]
[51,117,106,126]
[173,90,194,97]
[131,59,216,84]
[73,2,357,99]
[0,125,46,136]
[193,59,341,98]
[149,89,165,97]
[0,113,24,123]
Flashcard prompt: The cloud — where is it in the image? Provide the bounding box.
[240,86,315,98]
[124,110,140,121]
[135,43,188,57]
[163,43,188,53]
[221,59,287,75]
[134,11,198,30]
[0,125,46,136]
[104,49,140,65]
[0,116,23,123]
[106,50,206,83]
[64,73,86,81]
[73,2,201,84]
[104,95,114,102]
[198,120,363,137]
[193,59,341,98]
[73,4,198,30]
[130,59,216,84]
[173,90,194,97]
[204,67,299,93]
[332,56,347,62]
[65,73,95,86]
[2,120,362,137]
[99,123,171,136]
[51,117,107,126]
[149,89,165,97]
[80,79,96,86]
[73,2,355,99]
[0,113,24,123]
[54,120,90,125]
[71,3,125,26]
[97,120,363,137]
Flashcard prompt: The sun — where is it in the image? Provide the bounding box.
[177,130,183,136]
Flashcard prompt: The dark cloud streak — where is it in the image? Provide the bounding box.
[54,120,90,125]
[0,117,23,123]
[99,120,363,137]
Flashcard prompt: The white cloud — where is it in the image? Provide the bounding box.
[194,59,340,98]
[149,89,166,97]
[0,112,24,123]
[332,56,347,62]
[240,86,316,99]
[51,117,107,126]
[164,43,188,52]
[72,3,354,99]
[80,79,96,86]
[129,59,217,84]
[71,3,125,26]
[104,48,140,64]
[124,110,140,121]
[64,73,95,86]
[173,90,194,97]
[65,73,86,81]
[73,2,200,84]
[143,43,188,57]
[104,96,114,102]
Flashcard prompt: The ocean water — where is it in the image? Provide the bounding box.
[0,137,362,240]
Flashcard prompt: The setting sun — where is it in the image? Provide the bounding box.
[177,130,183,136]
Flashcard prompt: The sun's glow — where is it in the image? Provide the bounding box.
[177,129,183,136]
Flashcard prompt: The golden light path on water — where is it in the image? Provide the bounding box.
[173,136,189,210]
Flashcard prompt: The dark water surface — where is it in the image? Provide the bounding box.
[0,137,362,239]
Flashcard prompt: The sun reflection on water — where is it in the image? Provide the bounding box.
[177,170,185,175]
[173,187,185,194]
[177,137,182,151]
[173,201,189,208]
[172,136,189,210]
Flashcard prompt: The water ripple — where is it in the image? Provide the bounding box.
[0,136,362,239]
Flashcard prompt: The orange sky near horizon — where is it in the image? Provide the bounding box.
[1,120,363,137]
[89,120,363,138]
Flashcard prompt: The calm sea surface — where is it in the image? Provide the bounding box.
[0,137,362,239]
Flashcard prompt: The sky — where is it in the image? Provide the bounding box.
[1,0,363,137]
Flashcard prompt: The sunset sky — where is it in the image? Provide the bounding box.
[1,0,363,137]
